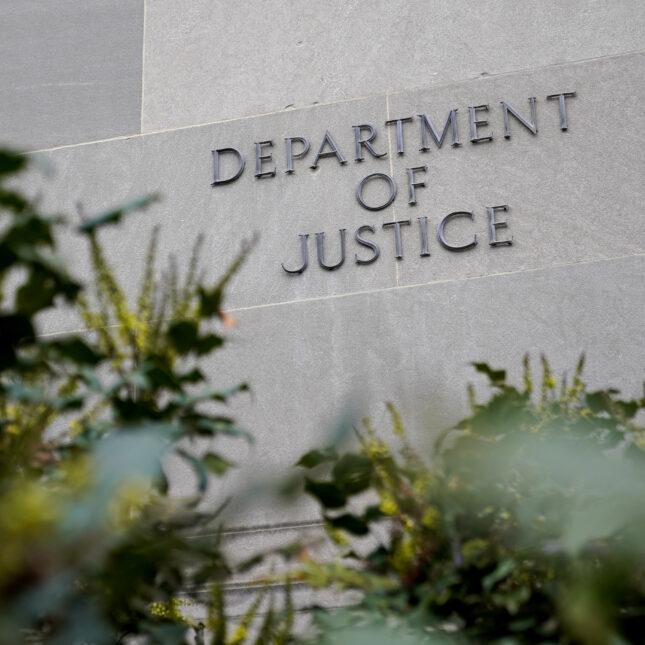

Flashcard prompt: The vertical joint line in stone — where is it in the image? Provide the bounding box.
[385,92,400,287]
[140,0,148,133]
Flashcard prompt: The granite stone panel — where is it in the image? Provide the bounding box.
[383,53,645,287]
[164,254,645,527]
[27,95,396,332]
[0,0,144,151]
[29,55,644,338]
[141,0,645,132]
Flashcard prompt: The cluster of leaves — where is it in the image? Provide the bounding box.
[0,149,282,644]
[296,357,645,644]
[150,581,295,645]
[6,142,645,645]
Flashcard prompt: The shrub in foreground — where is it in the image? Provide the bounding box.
[0,149,290,644]
[296,359,645,644]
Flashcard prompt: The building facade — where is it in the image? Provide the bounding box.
[2,0,644,612]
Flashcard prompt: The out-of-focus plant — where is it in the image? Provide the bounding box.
[295,357,645,644]
[0,148,281,644]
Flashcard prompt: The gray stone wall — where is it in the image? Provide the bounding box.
[2,0,644,611]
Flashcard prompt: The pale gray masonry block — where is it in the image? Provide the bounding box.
[383,52,645,287]
[28,54,645,338]
[28,95,397,328]
[164,254,645,527]
[0,0,144,151]
[141,0,645,132]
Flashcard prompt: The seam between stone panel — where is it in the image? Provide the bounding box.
[384,47,645,100]
[140,0,148,134]
[385,92,399,287]
[224,252,645,312]
[221,520,323,537]
[26,48,645,155]
[36,251,645,338]
[186,519,324,539]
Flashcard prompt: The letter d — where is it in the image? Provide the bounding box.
[211,147,245,185]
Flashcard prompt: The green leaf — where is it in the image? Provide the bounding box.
[50,394,84,411]
[178,368,205,383]
[145,365,180,390]
[0,149,26,176]
[8,216,54,247]
[0,314,34,368]
[237,553,264,573]
[0,313,34,345]
[142,621,189,644]
[472,362,507,385]
[0,242,17,272]
[195,332,223,355]
[124,368,152,390]
[197,240,253,317]
[16,272,58,315]
[79,366,104,392]
[199,285,223,317]
[203,452,233,476]
[305,479,347,509]
[178,449,209,492]
[585,390,609,413]
[296,447,338,469]
[52,338,103,365]
[6,381,45,403]
[326,513,369,535]
[174,383,249,407]
[615,399,640,419]
[483,558,517,591]
[168,320,198,353]
[363,504,386,523]
[0,188,28,212]
[77,194,158,233]
[332,453,374,495]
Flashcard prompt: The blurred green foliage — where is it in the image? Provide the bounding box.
[4,145,645,645]
[296,357,645,644]
[0,149,288,644]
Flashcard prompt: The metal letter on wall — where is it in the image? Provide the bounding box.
[353,124,387,161]
[354,225,380,264]
[501,98,537,138]
[418,216,431,257]
[356,173,397,211]
[418,110,461,151]
[385,117,413,154]
[407,165,427,205]
[383,219,411,259]
[281,234,309,274]
[438,211,477,251]
[311,130,348,169]
[316,229,346,270]
[254,140,276,178]
[284,137,310,174]
[487,205,513,246]
[468,105,493,143]
[546,91,577,130]
[211,147,245,185]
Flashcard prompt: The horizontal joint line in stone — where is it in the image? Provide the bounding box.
[34,251,645,339]
[186,519,324,539]
[26,49,645,155]
[225,251,645,316]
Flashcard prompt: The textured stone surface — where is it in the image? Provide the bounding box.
[0,0,143,151]
[163,254,645,527]
[141,0,645,132]
[12,12,644,553]
[28,54,645,336]
[28,95,397,322]
[384,53,645,287]
[5,0,645,623]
